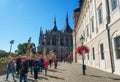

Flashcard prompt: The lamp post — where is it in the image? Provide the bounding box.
[80,35,86,75]
[9,40,14,55]
[43,36,46,58]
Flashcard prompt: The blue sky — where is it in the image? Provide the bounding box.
[0,0,78,52]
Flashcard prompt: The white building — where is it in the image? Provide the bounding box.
[73,0,120,75]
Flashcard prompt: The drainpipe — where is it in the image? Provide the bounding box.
[106,0,115,73]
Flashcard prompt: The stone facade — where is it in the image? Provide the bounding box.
[38,14,73,59]
[73,0,120,75]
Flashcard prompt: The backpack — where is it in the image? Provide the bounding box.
[33,61,39,72]
[33,61,39,69]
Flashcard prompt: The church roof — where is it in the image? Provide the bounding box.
[62,13,72,33]
[51,17,59,32]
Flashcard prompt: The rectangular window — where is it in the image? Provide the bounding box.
[111,0,117,11]
[91,18,94,32]
[114,36,120,59]
[98,6,103,24]
[92,47,95,60]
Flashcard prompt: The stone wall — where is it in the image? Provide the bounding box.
[0,62,7,75]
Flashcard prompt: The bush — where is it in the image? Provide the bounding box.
[0,57,8,62]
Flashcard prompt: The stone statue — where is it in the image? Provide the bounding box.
[27,37,32,59]
[28,37,31,43]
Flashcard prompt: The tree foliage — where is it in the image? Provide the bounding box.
[17,43,27,55]
[17,43,36,55]
[0,50,8,57]
[37,49,43,54]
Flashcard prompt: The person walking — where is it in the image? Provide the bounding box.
[19,56,29,82]
[44,58,49,76]
[29,58,34,75]
[33,57,40,82]
[54,58,58,69]
[39,56,44,74]
[6,56,15,81]
[16,55,22,77]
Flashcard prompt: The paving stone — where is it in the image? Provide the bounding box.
[0,62,120,82]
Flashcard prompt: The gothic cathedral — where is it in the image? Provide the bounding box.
[38,13,73,59]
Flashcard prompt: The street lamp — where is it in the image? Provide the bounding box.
[80,35,86,75]
[80,35,85,45]
[43,36,47,58]
[9,40,14,55]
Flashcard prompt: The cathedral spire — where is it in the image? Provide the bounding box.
[38,26,43,46]
[54,17,56,25]
[62,12,72,33]
[51,17,59,32]
[40,26,43,36]
[66,12,68,24]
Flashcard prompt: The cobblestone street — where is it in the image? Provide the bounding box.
[0,62,120,82]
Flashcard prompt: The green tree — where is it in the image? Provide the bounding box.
[17,43,27,55]
[17,43,36,55]
[0,50,8,57]
[37,49,43,54]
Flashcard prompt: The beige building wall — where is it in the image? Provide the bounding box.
[73,0,120,75]
[108,0,120,75]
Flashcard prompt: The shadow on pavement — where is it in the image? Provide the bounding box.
[48,69,62,73]
[27,78,35,82]
[109,77,120,81]
[29,75,49,80]
[85,74,120,81]
[57,68,66,71]
[86,74,102,77]
[38,76,49,80]
[47,75,64,80]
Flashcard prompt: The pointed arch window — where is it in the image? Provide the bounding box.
[114,36,120,59]
[100,43,104,60]
[60,35,64,46]
[92,47,95,60]
[65,35,69,46]
[52,35,56,45]
[98,5,103,25]
[91,18,94,32]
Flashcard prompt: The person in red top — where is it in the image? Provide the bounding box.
[44,58,49,76]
